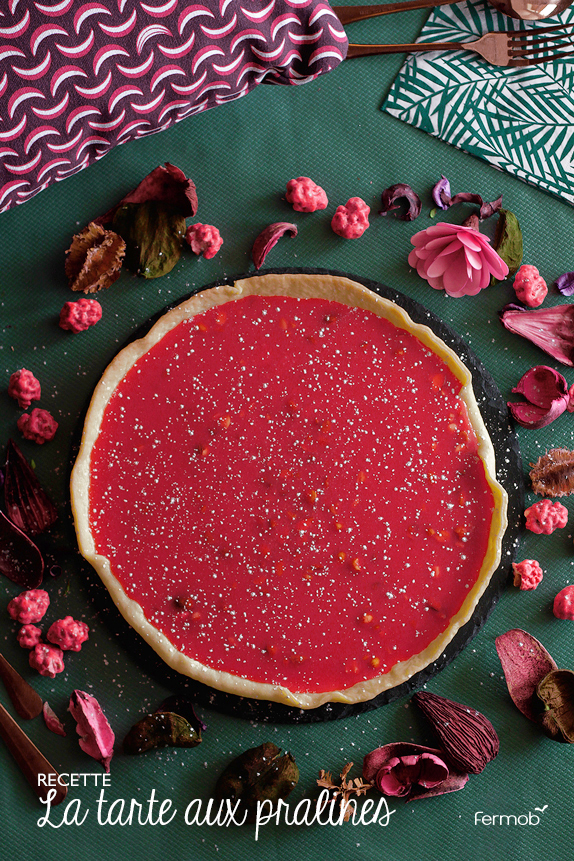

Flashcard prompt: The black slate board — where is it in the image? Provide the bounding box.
[75,268,523,724]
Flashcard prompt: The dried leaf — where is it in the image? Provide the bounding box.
[0,510,44,588]
[123,711,201,754]
[4,439,58,535]
[69,690,115,772]
[112,201,186,278]
[215,742,299,823]
[491,209,523,283]
[530,449,574,497]
[65,222,125,293]
[317,762,373,820]
[537,669,574,743]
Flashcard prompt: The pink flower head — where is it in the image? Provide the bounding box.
[512,559,543,591]
[524,499,568,535]
[7,589,50,624]
[363,742,468,801]
[408,222,509,297]
[47,616,89,651]
[185,224,223,259]
[285,176,328,213]
[29,643,65,678]
[17,408,58,444]
[331,197,370,239]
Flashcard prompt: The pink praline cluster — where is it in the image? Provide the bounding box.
[408,222,509,297]
[512,559,543,591]
[29,643,65,678]
[285,176,328,213]
[8,369,41,409]
[17,408,58,444]
[59,298,102,333]
[47,616,89,652]
[524,499,568,535]
[185,224,223,259]
[7,589,50,624]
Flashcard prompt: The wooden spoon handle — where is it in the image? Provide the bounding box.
[0,652,43,720]
[333,0,461,26]
[0,701,67,805]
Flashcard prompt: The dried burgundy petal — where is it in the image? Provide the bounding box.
[508,366,570,429]
[495,629,557,723]
[0,510,44,588]
[43,702,66,737]
[380,183,421,221]
[4,439,58,535]
[555,271,574,296]
[499,303,574,366]
[431,175,451,210]
[69,690,115,772]
[252,222,298,269]
[363,742,468,802]
[95,163,198,226]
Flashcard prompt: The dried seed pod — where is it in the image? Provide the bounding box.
[537,669,574,743]
[4,439,58,535]
[413,691,499,774]
[65,222,125,293]
[123,711,201,755]
[530,448,574,497]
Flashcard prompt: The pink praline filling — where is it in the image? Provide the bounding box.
[88,295,495,693]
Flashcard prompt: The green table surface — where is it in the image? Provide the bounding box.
[2,5,574,860]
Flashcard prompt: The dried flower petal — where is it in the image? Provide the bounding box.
[113,202,186,279]
[252,222,298,269]
[431,175,451,210]
[530,448,574,497]
[363,742,468,801]
[0,510,44,588]
[4,439,58,535]
[215,742,299,823]
[555,271,574,296]
[123,711,202,754]
[380,183,421,221]
[508,366,570,429]
[95,163,198,226]
[492,209,523,281]
[536,670,574,742]
[65,222,125,294]
[499,303,574,366]
[413,691,499,774]
[69,690,115,772]
[495,629,557,724]
[43,702,66,737]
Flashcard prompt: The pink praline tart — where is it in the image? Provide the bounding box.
[71,273,507,709]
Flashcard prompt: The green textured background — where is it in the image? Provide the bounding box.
[2,5,574,859]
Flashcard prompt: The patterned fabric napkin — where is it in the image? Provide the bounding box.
[384,1,574,205]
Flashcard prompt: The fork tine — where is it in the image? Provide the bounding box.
[508,22,574,65]
[511,50,574,67]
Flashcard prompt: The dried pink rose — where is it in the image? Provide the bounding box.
[554,585,574,620]
[7,588,50,624]
[408,222,509,297]
[331,197,370,239]
[47,616,89,652]
[69,690,115,772]
[17,408,58,444]
[512,559,543,591]
[525,499,568,534]
[363,742,468,801]
[499,304,574,366]
[252,222,298,269]
[29,643,65,678]
[17,624,42,649]
[43,702,66,737]
[285,177,328,213]
[8,369,41,409]
[508,366,570,429]
[185,223,223,259]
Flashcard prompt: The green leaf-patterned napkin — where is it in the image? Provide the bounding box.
[384,1,574,204]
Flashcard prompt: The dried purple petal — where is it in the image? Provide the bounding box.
[380,183,421,221]
[0,510,44,588]
[478,195,503,219]
[4,439,58,535]
[252,222,297,269]
[555,272,574,296]
[495,629,557,724]
[499,303,574,366]
[363,742,468,802]
[508,366,570,429]
[69,690,115,772]
[95,163,198,226]
[431,175,451,210]
[43,702,66,737]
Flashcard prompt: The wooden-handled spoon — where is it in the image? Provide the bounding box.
[0,651,43,720]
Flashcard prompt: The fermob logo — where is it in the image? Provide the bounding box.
[474,805,548,826]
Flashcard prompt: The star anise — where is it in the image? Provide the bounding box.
[317,762,373,821]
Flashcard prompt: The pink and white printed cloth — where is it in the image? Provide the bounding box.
[0,0,347,212]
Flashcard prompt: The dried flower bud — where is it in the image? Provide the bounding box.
[215,742,299,823]
[508,366,569,430]
[363,742,468,801]
[4,439,58,536]
[65,222,125,293]
[412,691,499,774]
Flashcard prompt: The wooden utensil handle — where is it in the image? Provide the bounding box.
[347,39,465,56]
[0,702,67,806]
[0,652,43,720]
[333,0,461,26]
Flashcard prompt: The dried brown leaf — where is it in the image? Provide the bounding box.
[530,448,574,497]
[317,763,372,821]
[65,222,125,293]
